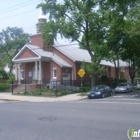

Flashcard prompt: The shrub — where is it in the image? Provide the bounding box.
[0,69,9,79]
[100,75,108,82]
[0,83,9,91]
[7,75,15,84]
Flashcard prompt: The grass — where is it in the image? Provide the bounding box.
[79,92,88,96]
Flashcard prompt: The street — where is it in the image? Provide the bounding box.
[0,96,140,140]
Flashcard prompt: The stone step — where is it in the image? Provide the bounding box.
[14,84,29,93]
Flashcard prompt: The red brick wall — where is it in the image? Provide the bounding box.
[110,67,116,78]
[30,34,46,50]
[17,48,38,59]
[124,67,130,81]
[52,61,62,80]
[53,48,77,80]
[42,61,51,83]
[24,62,34,82]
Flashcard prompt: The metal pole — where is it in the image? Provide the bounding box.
[25,80,26,94]
[81,77,83,93]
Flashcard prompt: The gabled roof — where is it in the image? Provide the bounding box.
[55,45,91,62]
[12,44,71,68]
[54,45,128,67]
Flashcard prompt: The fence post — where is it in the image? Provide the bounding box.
[75,80,76,91]
[65,81,66,94]
[25,80,26,94]
[40,82,41,95]
[55,81,57,96]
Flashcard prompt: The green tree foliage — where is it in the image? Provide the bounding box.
[0,27,29,74]
[101,0,139,84]
[37,0,109,86]
[37,0,140,85]
[0,69,8,79]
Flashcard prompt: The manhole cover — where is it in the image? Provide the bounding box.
[38,116,57,122]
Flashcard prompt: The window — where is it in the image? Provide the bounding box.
[53,68,57,79]
[20,70,24,80]
[121,67,125,72]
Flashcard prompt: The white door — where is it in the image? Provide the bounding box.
[62,73,71,85]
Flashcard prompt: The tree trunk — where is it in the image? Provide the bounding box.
[91,75,96,88]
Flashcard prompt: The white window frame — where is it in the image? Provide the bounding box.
[53,68,57,79]
[20,70,24,80]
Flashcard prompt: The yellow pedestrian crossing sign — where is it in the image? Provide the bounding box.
[78,69,85,77]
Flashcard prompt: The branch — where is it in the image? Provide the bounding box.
[64,13,86,32]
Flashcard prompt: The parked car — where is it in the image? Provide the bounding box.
[114,83,133,93]
[88,85,113,99]
[136,79,140,90]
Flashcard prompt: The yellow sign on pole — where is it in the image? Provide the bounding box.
[78,69,85,77]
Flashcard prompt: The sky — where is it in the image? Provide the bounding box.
[0,0,78,46]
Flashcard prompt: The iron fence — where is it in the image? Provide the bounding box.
[11,79,91,96]
[0,78,127,96]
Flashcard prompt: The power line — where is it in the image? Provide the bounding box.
[0,9,36,21]
[0,0,39,12]
[0,0,41,15]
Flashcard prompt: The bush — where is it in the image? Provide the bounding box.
[0,83,9,91]
[120,71,126,80]
[0,69,9,79]
[82,86,90,92]
[7,75,15,84]
[100,75,108,81]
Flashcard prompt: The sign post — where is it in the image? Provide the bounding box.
[77,69,85,93]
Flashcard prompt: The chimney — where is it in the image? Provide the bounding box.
[30,34,46,50]
[30,8,47,50]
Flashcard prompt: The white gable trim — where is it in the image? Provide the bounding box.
[12,44,41,62]
[13,57,41,63]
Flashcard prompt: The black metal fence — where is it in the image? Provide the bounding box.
[0,78,127,96]
[11,79,91,96]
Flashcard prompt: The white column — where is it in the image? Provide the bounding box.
[39,60,42,84]
[18,63,21,84]
[35,61,38,80]
[15,64,18,81]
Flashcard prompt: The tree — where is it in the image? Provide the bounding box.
[37,0,140,86]
[0,27,29,75]
[120,33,140,84]
[101,0,139,84]
[37,0,109,86]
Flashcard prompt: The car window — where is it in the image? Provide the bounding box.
[92,85,105,90]
[119,83,127,86]
[105,86,109,89]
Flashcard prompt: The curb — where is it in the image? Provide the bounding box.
[0,98,24,102]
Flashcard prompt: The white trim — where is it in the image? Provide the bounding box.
[53,68,57,79]
[39,60,42,83]
[13,57,41,63]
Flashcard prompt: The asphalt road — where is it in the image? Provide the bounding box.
[0,98,140,140]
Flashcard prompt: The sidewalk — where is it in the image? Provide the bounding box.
[0,92,87,102]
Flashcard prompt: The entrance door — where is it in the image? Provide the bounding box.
[62,73,71,85]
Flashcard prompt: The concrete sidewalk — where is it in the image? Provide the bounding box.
[0,92,87,102]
